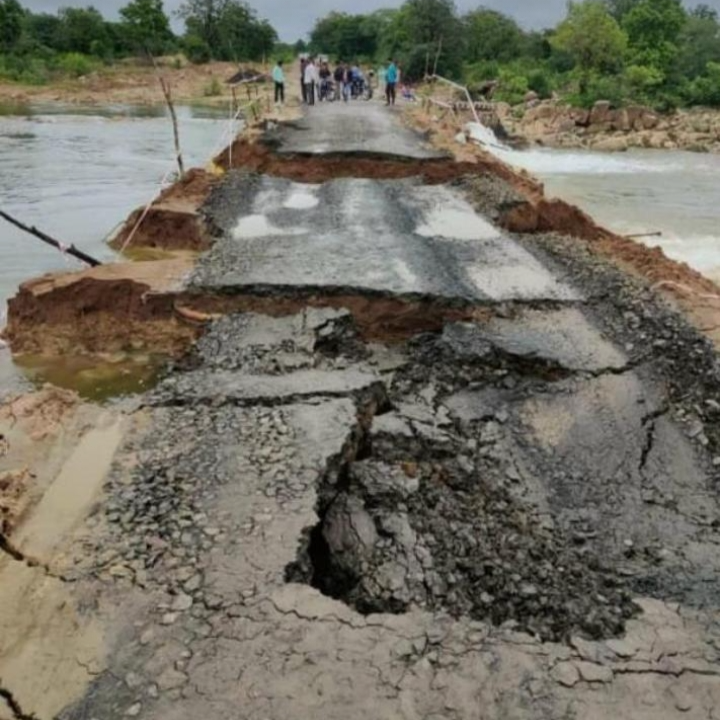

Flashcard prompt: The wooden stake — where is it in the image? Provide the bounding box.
[149,53,185,178]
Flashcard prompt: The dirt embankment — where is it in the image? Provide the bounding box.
[0,59,260,108]
[109,168,218,253]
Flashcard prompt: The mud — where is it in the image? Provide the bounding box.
[213,136,543,196]
[4,260,198,356]
[110,207,211,253]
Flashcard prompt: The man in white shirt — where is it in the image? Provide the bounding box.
[272,60,285,105]
[304,57,318,106]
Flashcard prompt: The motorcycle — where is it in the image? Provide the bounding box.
[319,79,337,102]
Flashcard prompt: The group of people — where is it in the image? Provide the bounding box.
[271,57,403,107]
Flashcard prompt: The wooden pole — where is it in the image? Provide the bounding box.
[0,210,102,267]
[158,75,185,177]
[149,53,185,178]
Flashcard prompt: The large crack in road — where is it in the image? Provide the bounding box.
[8,102,720,720]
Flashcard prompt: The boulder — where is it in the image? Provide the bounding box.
[591,135,629,152]
[611,109,631,132]
[589,100,612,125]
[524,90,539,104]
[641,112,659,130]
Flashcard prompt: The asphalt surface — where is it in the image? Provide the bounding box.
[274,101,447,159]
[7,102,720,720]
[193,174,579,303]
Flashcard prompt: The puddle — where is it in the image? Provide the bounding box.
[14,352,168,402]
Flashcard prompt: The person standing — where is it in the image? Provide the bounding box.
[385,58,398,106]
[319,61,331,101]
[272,59,285,105]
[300,57,308,103]
[304,57,318,106]
[334,63,346,102]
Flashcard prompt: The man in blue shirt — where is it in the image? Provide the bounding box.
[385,59,398,106]
[272,60,285,105]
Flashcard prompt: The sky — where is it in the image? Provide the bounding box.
[18,0,720,42]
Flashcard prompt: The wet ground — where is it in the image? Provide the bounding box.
[3,102,720,720]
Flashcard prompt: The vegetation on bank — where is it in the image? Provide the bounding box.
[308,0,720,110]
[0,0,283,85]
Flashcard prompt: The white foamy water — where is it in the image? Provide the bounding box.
[496,144,720,280]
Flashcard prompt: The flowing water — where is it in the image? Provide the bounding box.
[0,103,236,398]
[494,145,720,281]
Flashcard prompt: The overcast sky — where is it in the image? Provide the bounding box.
[19,0,720,42]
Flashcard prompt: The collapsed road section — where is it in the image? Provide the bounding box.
[3,102,720,720]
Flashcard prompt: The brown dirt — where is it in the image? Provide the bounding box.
[4,260,198,356]
[184,292,493,344]
[0,60,261,108]
[214,137,544,195]
[0,386,78,442]
[110,169,218,253]
[155,167,218,210]
[110,206,211,253]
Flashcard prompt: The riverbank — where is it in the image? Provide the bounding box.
[0,59,263,109]
[498,99,720,153]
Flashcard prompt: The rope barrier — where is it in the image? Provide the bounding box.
[119,93,260,255]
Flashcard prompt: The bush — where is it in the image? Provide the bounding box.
[686,62,720,107]
[0,53,50,84]
[203,76,222,97]
[527,69,553,98]
[494,67,529,105]
[183,35,211,64]
[565,71,625,108]
[56,52,98,77]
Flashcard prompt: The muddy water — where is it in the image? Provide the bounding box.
[498,147,720,280]
[0,103,236,398]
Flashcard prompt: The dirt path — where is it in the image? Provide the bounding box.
[3,101,720,720]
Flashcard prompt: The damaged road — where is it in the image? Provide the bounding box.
[4,101,720,720]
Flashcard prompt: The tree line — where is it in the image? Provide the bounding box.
[0,0,279,83]
[308,0,720,109]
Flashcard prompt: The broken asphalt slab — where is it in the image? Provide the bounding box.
[193,174,580,304]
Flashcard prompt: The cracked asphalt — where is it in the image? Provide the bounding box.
[4,102,720,720]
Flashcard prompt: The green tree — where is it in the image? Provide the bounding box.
[604,0,642,21]
[463,9,525,64]
[55,7,111,56]
[395,0,464,77]
[179,0,276,61]
[0,0,24,52]
[552,1,628,73]
[622,0,687,73]
[120,0,174,55]
[691,4,718,22]
[22,12,62,51]
[676,11,720,78]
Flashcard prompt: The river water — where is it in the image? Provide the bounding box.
[0,103,235,396]
[495,146,720,282]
